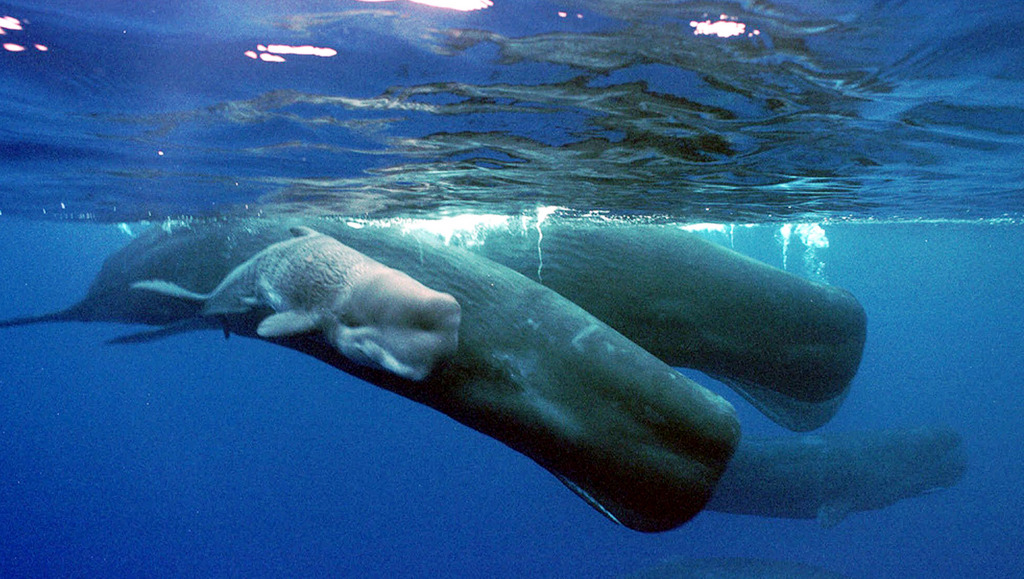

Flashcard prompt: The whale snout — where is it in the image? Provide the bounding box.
[411,292,461,334]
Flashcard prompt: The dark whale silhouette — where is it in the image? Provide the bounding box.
[3,220,867,434]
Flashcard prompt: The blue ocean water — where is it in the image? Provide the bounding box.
[1,1,1022,577]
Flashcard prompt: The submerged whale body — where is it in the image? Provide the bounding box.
[707,426,967,527]
[0,218,741,532]
[129,226,461,382]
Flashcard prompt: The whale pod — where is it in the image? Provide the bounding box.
[0,218,740,532]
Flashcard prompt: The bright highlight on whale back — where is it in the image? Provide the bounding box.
[131,226,461,381]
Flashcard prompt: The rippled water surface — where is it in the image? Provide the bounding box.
[2,0,1021,222]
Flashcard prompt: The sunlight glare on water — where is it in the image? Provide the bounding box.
[354,0,494,12]
[690,15,760,39]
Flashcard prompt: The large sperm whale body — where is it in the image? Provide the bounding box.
[473,222,867,431]
[129,226,461,382]
[0,218,740,532]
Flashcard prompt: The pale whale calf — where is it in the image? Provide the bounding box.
[130,226,461,382]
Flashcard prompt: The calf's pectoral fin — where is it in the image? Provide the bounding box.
[257,310,320,338]
[130,279,208,301]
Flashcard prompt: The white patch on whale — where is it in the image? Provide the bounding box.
[131,226,461,381]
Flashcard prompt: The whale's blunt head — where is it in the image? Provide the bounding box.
[329,266,461,382]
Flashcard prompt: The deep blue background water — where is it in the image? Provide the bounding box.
[2,0,1024,577]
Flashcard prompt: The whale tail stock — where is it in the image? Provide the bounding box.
[1,280,216,342]
[0,304,221,344]
[0,309,79,328]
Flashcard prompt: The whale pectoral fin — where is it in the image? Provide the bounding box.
[130,279,208,302]
[256,310,319,338]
